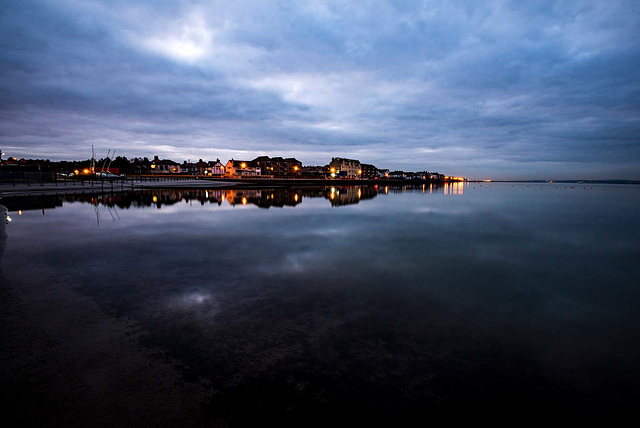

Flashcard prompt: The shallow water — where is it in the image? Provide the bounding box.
[3,182,640,423]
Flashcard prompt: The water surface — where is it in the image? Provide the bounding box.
[2,183,640,423]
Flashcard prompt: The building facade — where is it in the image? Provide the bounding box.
[225,159,261,177]
[151,156,181,173]
[329,157,362,178]
[360,163,378,179]
[252,156,302,177]
[208,161,225,176]
[302,165,327,178]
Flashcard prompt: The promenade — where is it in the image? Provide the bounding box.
[0,179,235,198]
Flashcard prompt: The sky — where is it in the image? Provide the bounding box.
[1,0,638,180]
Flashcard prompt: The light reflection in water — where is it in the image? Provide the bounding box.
[443,181,464,195]
[2,184,456,215]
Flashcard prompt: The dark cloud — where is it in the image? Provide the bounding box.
[1,0,639,179]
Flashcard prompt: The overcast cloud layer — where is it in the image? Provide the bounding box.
[1,0,639,179]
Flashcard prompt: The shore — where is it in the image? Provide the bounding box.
[0,179,236,198]
[0,177,427,198]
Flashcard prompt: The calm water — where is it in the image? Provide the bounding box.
[2,182,640,423]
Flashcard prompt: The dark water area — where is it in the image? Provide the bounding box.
[2,182,640,424]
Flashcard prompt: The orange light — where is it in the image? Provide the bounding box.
[293,165,299,171]
[242,197,247,205]
[330,167,335,173]
[294,194,299,201]
[83,169,90,174]
[358,169,362,175]
[241,162,247,169]
[74,170,79,175]
[18,210,22,215]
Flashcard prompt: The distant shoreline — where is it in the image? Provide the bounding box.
[0,177,451,198]
[476,179,640,185]
[1,177,638,199]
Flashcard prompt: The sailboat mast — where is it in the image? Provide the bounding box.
[101,149,111,174]
[91,145,96,173]
[106,150,116,174]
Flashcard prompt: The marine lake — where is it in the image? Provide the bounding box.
[2,182,639,424]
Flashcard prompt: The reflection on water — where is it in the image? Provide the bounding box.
[2,184,457,213]
[2,183,640,423]
[444,181,464,195]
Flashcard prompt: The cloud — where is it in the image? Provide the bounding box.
[1,0,639,179]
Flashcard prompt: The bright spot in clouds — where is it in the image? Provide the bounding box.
[140,13,213,63]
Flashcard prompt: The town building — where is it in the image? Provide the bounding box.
[284,158,303,176]
[360,163,378,179]
[150,156,181,173]
[181,159,208,175]
[208,160,225,176]
[329,157,362,178]
[378,169,390,178]
[389,171,407,179]
[225,159,261,177]
[252,156,302,177]
[302,165,328,178]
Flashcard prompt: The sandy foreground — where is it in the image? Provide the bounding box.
[0,210,224,427]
